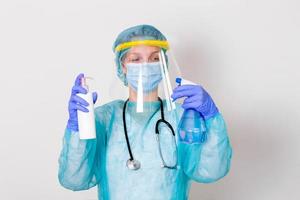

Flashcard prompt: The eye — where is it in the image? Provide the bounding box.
[127,56,141,63]
[149,55,160,62]
[131,58,141,63]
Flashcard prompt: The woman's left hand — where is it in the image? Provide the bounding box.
[171,84,219,119]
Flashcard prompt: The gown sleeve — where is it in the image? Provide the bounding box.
[58,106,108,191]
[179,113,233,183]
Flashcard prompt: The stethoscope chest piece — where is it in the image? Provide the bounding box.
[126,159,141,170]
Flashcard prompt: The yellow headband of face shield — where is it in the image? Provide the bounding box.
[114,40,169,52]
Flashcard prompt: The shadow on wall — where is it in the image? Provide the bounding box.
[191,97,292,200]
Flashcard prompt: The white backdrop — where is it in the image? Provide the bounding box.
[0,0,299,200]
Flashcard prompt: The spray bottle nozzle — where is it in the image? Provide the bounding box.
[176,78,197,86]
[176,77,182,85]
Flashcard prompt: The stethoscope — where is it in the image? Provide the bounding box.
[122,97,178,170]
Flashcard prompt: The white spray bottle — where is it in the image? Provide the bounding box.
[77,77,96,140]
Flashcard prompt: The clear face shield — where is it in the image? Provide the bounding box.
[121,46,181,113]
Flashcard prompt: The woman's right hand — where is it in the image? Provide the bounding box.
[66,73,98,131]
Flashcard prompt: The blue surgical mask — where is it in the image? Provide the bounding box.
[126,62,162,93]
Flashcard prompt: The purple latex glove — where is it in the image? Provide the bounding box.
[66,73,98,131]
[171,84,219,120]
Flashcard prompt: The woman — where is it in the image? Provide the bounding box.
[58,24,232,200]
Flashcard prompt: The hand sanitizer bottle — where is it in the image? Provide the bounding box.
[77,77,96,140]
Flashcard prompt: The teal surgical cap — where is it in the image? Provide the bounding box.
[112,24,168,86]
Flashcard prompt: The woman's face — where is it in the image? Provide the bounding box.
[121,45,161,74]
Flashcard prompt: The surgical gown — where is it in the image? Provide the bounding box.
[58,100,232,200]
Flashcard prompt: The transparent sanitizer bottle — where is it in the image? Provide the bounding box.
[176,78,207,144]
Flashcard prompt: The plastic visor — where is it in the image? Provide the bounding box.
[124,48,182,113]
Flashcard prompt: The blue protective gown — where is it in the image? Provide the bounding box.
[58,100,232,200]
